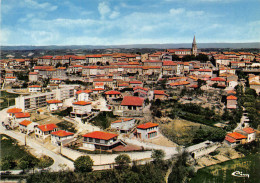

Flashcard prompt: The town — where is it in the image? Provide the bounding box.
[1,37,259,182]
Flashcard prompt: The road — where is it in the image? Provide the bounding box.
[0,111,74,172]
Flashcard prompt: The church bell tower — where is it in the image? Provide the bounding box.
[192,35,198,56]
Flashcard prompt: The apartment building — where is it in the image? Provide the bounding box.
[15,86,75,111]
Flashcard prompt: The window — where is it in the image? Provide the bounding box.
[95,139,100,143]
[89,138,93,142]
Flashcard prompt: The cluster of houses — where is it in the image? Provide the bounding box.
[1,38,259,152]
[224,127,256,147]
[4,106,159,151]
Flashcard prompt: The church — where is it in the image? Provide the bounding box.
[167,36,198,58]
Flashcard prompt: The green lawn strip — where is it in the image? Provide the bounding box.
[0,91,19,110]
[190,153,260,183]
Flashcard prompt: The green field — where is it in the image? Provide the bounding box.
[0,134,38,170]
[0,91,19,110]
[189,154,260,183]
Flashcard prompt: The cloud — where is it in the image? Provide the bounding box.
[110,11,120,19]
[98,1,120,19]
[169,8,185,15]
[98,2,111,19]
[165,0,239,2]
[23,0,57,11]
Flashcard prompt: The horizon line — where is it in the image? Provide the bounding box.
[2,42,260,47]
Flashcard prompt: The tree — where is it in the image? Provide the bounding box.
[172,54,180,61]
[115,154,131,169]
[197,79,206,89]
[151,149,165,163]
[196,54,209,62]
[21,155,38,170]
[168,149,195,183]
[0,161,11,171]
[74,156,93,172]
[18,160,29,173]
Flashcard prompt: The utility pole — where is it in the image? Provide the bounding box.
[25,132,27,146]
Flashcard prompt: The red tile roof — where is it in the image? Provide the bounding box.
[93,88,105,91]
[28,85,41,88]
[15,112,30,118]
[154,90,166,95]
[133,86,149,91]
[227,95,237,100]
[225,136,236,143]
[104,90,121,95]
[121,96,144,106]
[163,61,177,66]
[242,127,255,134]
[76,90,92,94]
[112,118,134,124]
[38,55,53,59]
[47,100,62,104]
[95,82,104,86]
[19,120,32,126]
[227,132,246,140]
[169,81,190,86]
[37,124,58,132]
[73,101,92,105]
[129,81,142,84]
[211,77,226,82]
[7,108,22,114]
[137,122,159,129]
[82,131,118,140]
[29,72,38,75]
[51,130,74,137]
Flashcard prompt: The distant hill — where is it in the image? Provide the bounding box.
[1,42,260,50]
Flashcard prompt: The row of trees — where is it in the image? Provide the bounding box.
[74,149,166,173]
[27,149,197,183]
[1,155,53,173]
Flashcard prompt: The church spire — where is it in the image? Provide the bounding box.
[192,35,198,56]
[193,35,196,45]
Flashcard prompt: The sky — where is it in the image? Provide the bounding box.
[1,0,260,46]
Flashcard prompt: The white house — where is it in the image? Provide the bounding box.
[28,85,42,93]
[104,90,121,100]
[5,76,17,83]
[111,118,135,133]
[136,122,159,139]
[51,130,74,146]
[35,124,59,139]
[224,132,247,147]
[19,120,38,134]
[82,131,120,150]
[46,99,63,111]
[76,90,92,101]
[29,72,39,82]
[12,112,31,128]
[241,127,256,143]
[7,108,22,119]
[71,101,92,118]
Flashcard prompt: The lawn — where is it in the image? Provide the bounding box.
[0,134,38,169]
[89,111,117,129]
[0,91,19,110]
[189,153,260,183]
[56,121,77,133]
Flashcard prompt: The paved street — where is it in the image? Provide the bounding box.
[0,123,74,171]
